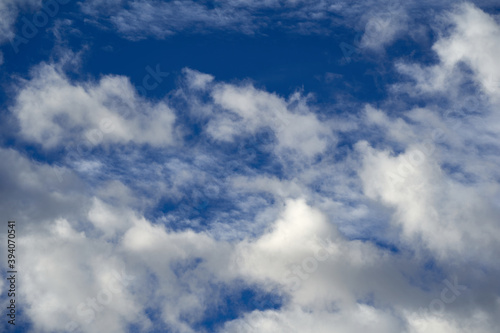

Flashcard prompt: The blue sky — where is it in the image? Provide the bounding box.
[1,1,500,332]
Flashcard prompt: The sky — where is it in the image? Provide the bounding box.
[1,0,500,332]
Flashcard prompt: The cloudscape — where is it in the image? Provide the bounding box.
[1,1,500,332]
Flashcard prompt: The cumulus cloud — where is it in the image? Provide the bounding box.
[208,82,333,157]
[3,2,500,332]
[11,62,176,148]
[395,3,500,100]
[357,3,500,265]
[20,218,142,333]
[11,63,332,158]
[432,3,500,98]
[357,140,500,263]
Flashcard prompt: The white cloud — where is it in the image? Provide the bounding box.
[357,3,500,265]
[357,140,500,263]
[183,68,214,90]
[222,304,404,333]
[433,3,500,98]
[396,3,500,101]
[360,3,409,52]
[11,62,176,148]
[0,148,142,332]
[20,218,143,333]
[406,311,496,333]
[207,82,333,157]
[1,149,499,332]
[4,3,500,332]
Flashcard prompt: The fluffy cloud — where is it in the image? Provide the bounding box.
[433,3,500,99]
[3,3,500,332]
[1,149,499,332]
[357,3,500,265]
[208,82,332,157]
[11,62,176,148]
[20,218,142,333]
[359,2,409,52]
[11,64,331,159]
[396,3,500,101]
[357,140,500,263]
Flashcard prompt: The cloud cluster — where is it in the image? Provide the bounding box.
[11,62,176,149]
[360,3,500,264]
[1,2,500,333]
[182,68,333,158]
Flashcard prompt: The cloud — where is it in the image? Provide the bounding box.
[356,3,500,264]
[11,63,333,159]
[222,304,404,333]
[0,0,42,44]
[396,3,500,100]
[1,148,499,332]
[78,0,430,41]
[357,140,500,263]
[0,147,88,226]
[11,61,176,149]
[359,2,410,52]
[208,83,333,157]
[20,218,142,333]
[3,3,500,332]
[80,0,261,39]
[432,3,500,99]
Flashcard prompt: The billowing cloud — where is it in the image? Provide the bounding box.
[208,82,333,157]
[11,62,176,148]
[2,2,500,333]
[357,3,500,265]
